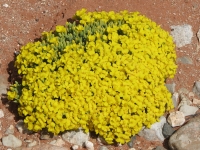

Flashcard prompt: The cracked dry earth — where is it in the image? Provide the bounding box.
[0,0,200,150]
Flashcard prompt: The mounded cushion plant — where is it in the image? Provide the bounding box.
[7,9,177,144]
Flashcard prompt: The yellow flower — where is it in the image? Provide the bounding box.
[56,25,66,33]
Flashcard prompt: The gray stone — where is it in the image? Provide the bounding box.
[177,56,193,64]
[127,136,136,148]
[99,146,109,150]
[40,128,54,140]
[172,92,179,108]
[169,115,200,150]
[162,123,175,138]
[179,104,198,116]
[0,74,8,95]
[170,24,193,48]
[16,120,33,134]
[165,83,176,94]
[2,134,22,148]
[62,129,89,146]
[193,81,200,98]
[97,135,108,145]
[138,116,166,141]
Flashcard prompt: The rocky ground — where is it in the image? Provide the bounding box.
[1,0,200,150]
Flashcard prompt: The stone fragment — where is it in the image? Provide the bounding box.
[50,138,65,147]
[138,116,166,141]
[0,109,4,118]
[167,111,185,127]
[169,115,200,150]
[99,146,109,150]
[5,125,14,135]
[62,129,89,146]
[27,140,37,147]
[193,98,200,105]
[127,136,136,148]
[85,141,94,150]
[165,83,176,94]
[178,94,192,108]
[16,120,33,134]
[188,92,195,99]
[3,4,9,7]
[0,74,8,95]
[162,122,175,138]
[179,104,198,116]
[40,128,54,140]
[178,88,189,95]
[172,92,179,108]
[197,28,200,42]
[177,56,193,64]
[2,134,22,148]
[97,135,108,145]
[193,81,200,98]
[170,24,193,48]
[72,145,79,150]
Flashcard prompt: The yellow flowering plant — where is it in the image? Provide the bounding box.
[7,8,177,144]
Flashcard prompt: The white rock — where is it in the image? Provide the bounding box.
[62,129,89,146]
[3,4,9,7]
[138,116,166,141]
[0,109,4,118]
[27,140,37,147]
[5,125,14,134]
[170,24,193,48]
[2,134,22,148]
[85,141,94,150]
[72,145,79,150]
[50,138,65,147]
[193,98,200,105]
[179,104,198,116]
[167,111,185,127]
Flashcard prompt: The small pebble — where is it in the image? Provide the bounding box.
[85,141,94,150]
[3,4,9,7]
[27,140,37,147]
[0,109,4,118]
[72,145,79,150]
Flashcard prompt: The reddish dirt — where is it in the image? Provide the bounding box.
[0,0,200,150]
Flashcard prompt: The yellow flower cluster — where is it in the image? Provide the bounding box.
[7,8,177,144]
